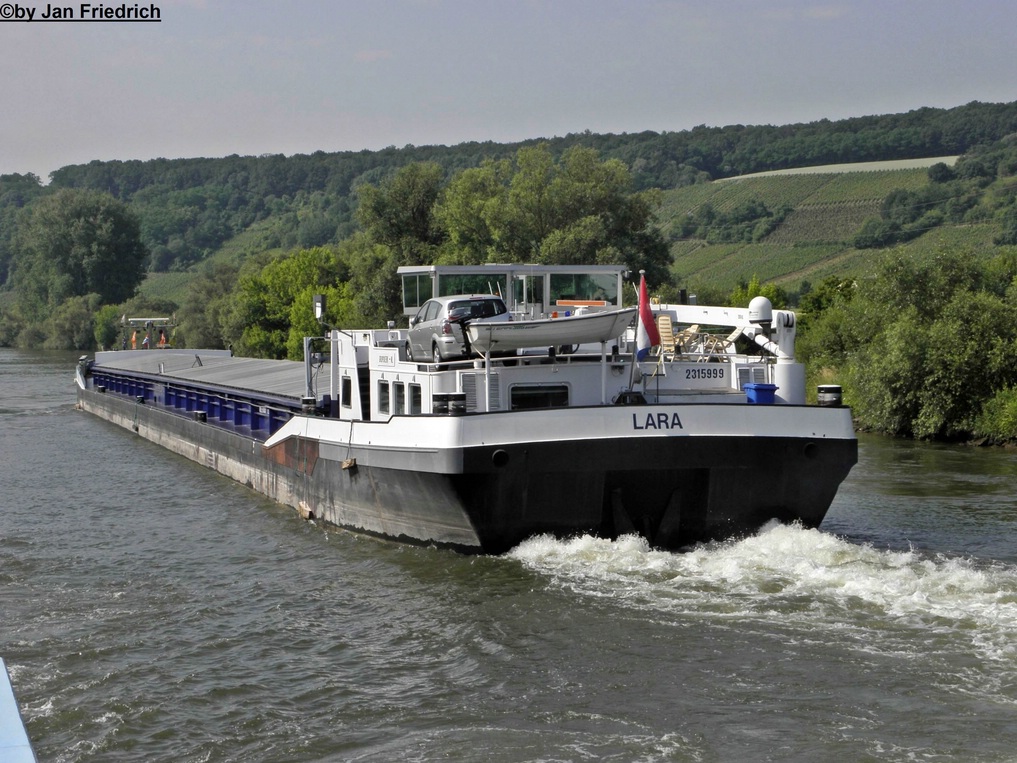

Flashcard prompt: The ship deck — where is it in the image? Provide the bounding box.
[90,350,307,401]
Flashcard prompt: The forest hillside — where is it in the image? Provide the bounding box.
[2,99,1017,306]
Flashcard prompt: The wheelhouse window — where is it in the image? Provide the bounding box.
[402,274,433,311]
[550,273,617,305]
[378,380,390,414]
[409,383,422,414]
[510,384,570,411]
[513,276,541,310]
[437,274,508,299]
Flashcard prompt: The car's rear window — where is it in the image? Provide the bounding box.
[450,299,506,318]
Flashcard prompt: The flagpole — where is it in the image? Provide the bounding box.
[627,333,638,394]
[626,269,663,395]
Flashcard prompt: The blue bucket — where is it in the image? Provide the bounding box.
[744,383,778,404]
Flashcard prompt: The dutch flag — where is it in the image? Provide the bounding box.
[635,272,660,361]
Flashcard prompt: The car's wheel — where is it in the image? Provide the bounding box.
[404,341,413,361]
[432,344,442,363]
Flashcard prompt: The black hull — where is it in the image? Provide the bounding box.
[455,435,855,553]
[77,388,857,554]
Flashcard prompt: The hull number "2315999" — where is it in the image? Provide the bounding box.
[686,367,724,380]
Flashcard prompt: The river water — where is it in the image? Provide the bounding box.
[2,348,1016,762]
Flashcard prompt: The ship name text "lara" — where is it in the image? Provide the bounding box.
[632,412,684,431]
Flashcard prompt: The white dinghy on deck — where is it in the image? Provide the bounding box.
[466,307,637,354]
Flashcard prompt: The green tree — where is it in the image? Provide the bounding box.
[356,162,446,248]
[915,291,1017,437]
[928,162,956,183]
[337,233,408,327]
[801,249,1017,439]
[865,249,982,321]
[0,172,46,287]
[434,144,671,282]
[994,204,1017,246]
[222,247,347,359]
[44,293,101,350]
[974,386,1017,441]
[795,276,859,371]
[353,164,448,325]
[539,216,612,265]
[283,281,358,359]
[433,159,511,263]
[176,262,241,349]
[847,306,930,436]
[10,189,147,324]
[727,275,788,309]
[500,144,558,258]
[93,303,123,350]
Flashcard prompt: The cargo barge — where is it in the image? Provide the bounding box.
[75,264,857,553]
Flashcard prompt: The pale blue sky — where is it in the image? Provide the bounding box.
[3,0,1015,182]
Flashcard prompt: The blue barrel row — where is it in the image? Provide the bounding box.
[164,385,291,433]
[93,371,152,401]
[93,371,293,435]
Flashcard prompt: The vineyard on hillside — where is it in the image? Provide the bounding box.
[674,243,851,289]
[801,169,929,201]
[658,161,1015,296]
[765,202,880,244]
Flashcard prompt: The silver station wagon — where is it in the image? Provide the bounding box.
[406,294,512,362]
